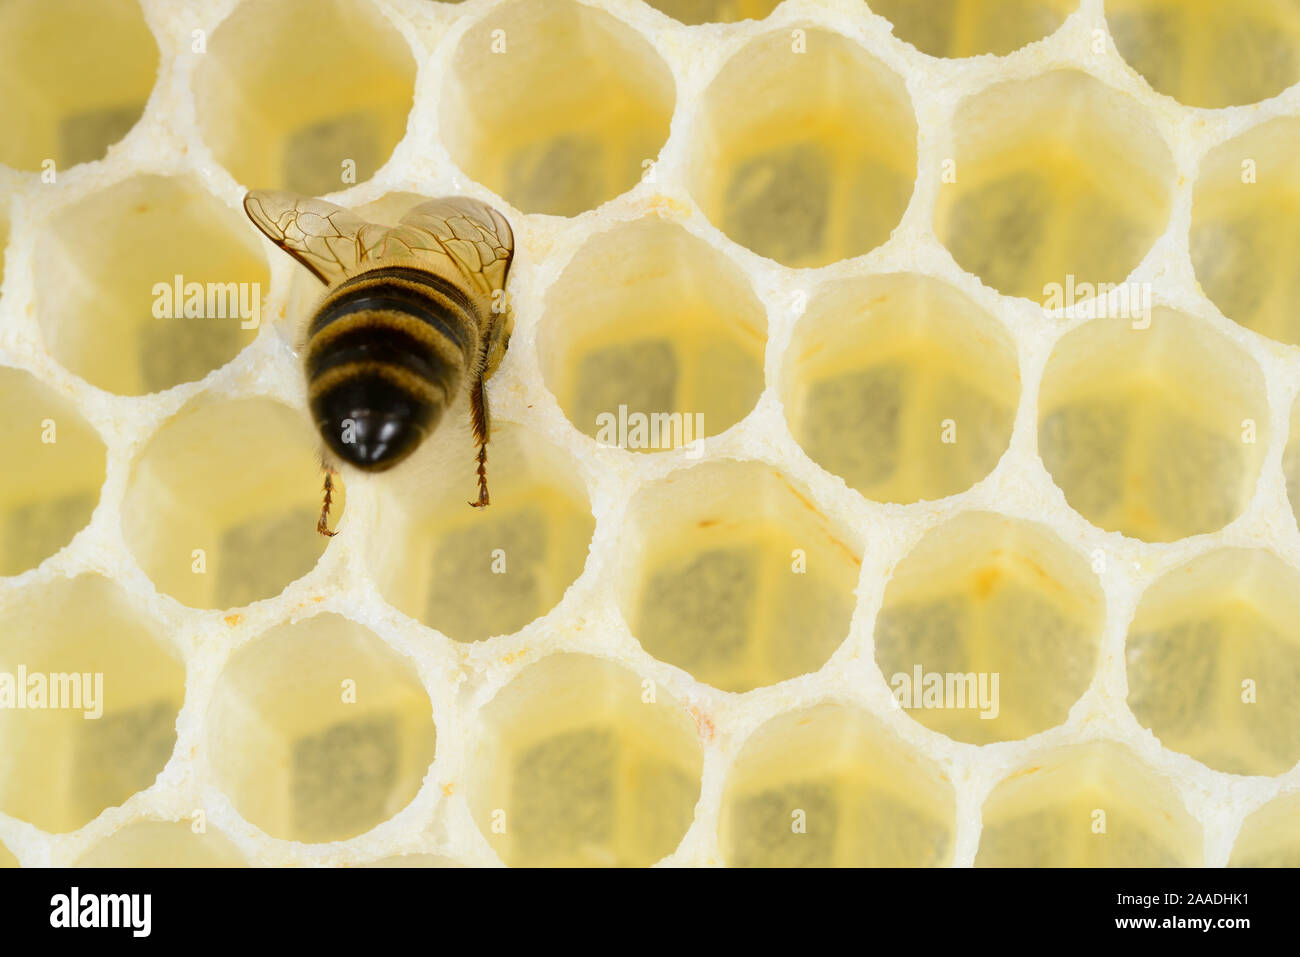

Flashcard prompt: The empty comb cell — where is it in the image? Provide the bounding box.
[121,397,335,609]
[205,614,436,844]
[1127,548,1300,776]
[617,461,862,693]
[720,703,956,867]
[193,0,415,194]
[688,26,916,267]
[1192,117,1300,346]
[0,576,184,834]
[976,742,1203,867]
[782,273,1018,503]
[0,0,156,170]
[32,175,266,396]
[935,70,1174,302]
[538,216,766,449]
[465,654,703,867]
[874,511,1104,744]
[1038,309,1268,542]
[440,0,675,216]
[1107,0,1300,108]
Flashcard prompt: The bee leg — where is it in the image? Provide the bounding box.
[318,464,339,537]
[469,372,491,509]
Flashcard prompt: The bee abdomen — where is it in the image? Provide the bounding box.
[306,266,480,469]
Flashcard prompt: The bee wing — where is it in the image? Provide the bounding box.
[365,196,515,297]
[243,190,381,285]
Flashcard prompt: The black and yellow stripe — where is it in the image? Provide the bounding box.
[306,265,481,470]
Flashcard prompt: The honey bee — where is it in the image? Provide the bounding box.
[243,190,515,536]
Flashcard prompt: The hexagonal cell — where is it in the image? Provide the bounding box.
[33,175,268,396]
[205,614,436,844]
[1127,548,1300,777]
[1229,792,1300,867]
[465,653,703,867]
[73,821,246,867]
[871,0,1077,57]
[440,0,675,216]
[976,742,1202,866]
[0,368,106,577]
[1107,0,1300,109]
[875,511,1104,744]
[687,28,916,269]
[0,575,185,834]
[1191,118,1300,347]
[935,70,1174,302]
[121,397,336,610]
[647,0,781,24]
[719,703,956,867]
[0,0,157,171]
[371,422,594,642]
[617,461,861,693]
[1038,309,1268,542]
[782,274,1019,504]
[538,217,766,450]
[194,0,414,194]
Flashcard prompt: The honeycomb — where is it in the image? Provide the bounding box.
[2,0,1300,868]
